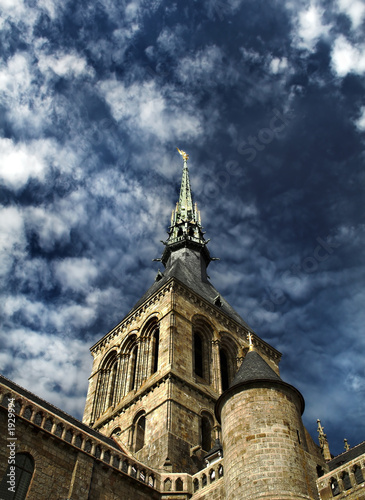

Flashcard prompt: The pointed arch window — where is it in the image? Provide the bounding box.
[201,413,213,452]
[133,411,146,452]
[92,350,118,422]
[152,329,159,374]
[330,477,340,496]
[0,453,34,500]
[353,465,364,484]
[341,471,352,490]
[130,346,139,390]
[219,349,230,391]
[192,318,213,383]
[194,333,204,378]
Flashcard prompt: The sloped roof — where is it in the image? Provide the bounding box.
[230,349,282,387]
[128,246,252,330]
[328,441,365,471]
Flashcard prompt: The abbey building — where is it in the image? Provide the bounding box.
[0,152,364,499]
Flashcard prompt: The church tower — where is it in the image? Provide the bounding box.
[83,150,281,474]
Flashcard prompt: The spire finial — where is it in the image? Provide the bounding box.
[344,438,350,451]
[176,147,189,162]
[248,332,254,351]
[317,419,332,461]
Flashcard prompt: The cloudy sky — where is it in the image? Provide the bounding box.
[1,0,364,457]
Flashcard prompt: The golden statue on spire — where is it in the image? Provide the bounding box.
[176,147,189,162]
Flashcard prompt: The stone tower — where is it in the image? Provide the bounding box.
[83,151,281,474]
[216,340,322,499]
[82,151,324,495]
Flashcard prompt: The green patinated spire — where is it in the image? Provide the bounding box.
[160,149,210,267]
[171,151,200,227]
[177,155,194,221]
[167,149,205,244]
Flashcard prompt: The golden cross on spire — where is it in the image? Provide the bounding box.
[176,147,189,162]
[248,332,254,351]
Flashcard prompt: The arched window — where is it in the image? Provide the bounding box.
[0,453,34,500]
[341,471,352,490]
[130,346,139,390]
[92,350,118,422]
[175,478,183,491]
[192,317,213,383]
[330,477,340,496]
[134,412,146,452]
[201,413,213,452]
[219,335,238,391]
[193,478,199,492]
[34,412,43,426]
[353,465,364,484]
[194,333,204,378]
[220,349,230,391]
[110,427,121,438]
[152,329,159,373]
[317,465,324,477]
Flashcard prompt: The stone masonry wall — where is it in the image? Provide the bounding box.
[221,383,322,500]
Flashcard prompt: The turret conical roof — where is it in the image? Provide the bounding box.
[230,349,281,388]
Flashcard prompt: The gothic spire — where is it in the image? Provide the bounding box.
[161,149,210,267]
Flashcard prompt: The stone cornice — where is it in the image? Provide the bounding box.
[89,275,281,364]
[172,280,281,362]
[90,282,174,355]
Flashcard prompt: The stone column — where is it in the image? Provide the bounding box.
[211,340,221,393]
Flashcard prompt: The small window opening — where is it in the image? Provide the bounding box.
[201,416,212,452]
[297,430,301,444]
[330,478,340,496]
[220,349,230,391]
[131,346,138,390]
[194,333,203,378]
[135,414,146,452]
[152,329,159,373]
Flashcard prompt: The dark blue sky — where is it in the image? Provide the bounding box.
[0,0,364,457]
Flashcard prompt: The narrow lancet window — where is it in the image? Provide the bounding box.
[152,329,159,373]
[194,333,203,378]
[220,349,229,391]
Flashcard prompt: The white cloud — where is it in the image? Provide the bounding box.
[0,53,32,102]
[331,35,365,76]
[26,205,74,251]
[54,257,99,293]
[0,327,92,417]
[177,45,239,87]
[297,3,330,49]
[37,52,94,78]
[98,79,202,142]
[0,206,27,277]
[355,106,365,131]
[337,0,365,29]
[270,57,288,74]
[0,138,49,190]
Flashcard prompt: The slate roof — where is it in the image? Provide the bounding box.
[128,246,252,331]
[328,441,365,471]
[204,438,223,460]
[230,349,282,388]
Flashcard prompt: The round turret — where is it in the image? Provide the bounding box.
[215,350,318,500]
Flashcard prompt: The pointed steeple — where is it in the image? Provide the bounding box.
[161,149,210,267]
[317,419,332,460]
